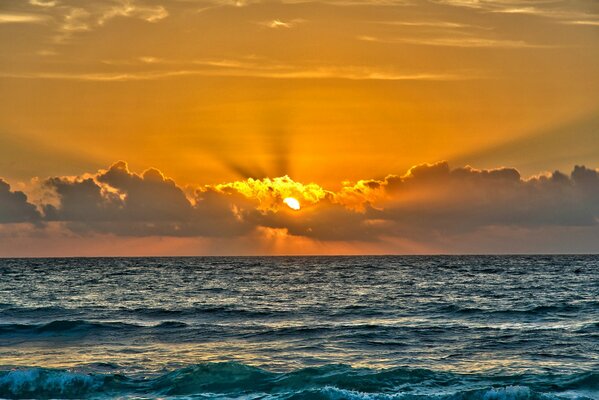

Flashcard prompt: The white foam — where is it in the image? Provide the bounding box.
[0,368,100,396]
[482,386,532,400]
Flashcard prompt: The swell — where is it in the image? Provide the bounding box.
[0,305,288,320]
[5,301,598,322]
[1,318,596,341]
[0,320,188,336]
[0,363,597,399]
[438,303,597,316]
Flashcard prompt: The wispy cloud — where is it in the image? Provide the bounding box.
[257,18,305,29]
[435,0,599,26]
[61,8,91,32]
[0,13,48,24]
[492,6,595,21]
[28,1,170,42]
[36,49,59,56]
[4,51,474,81]
[97,2,168,25]
[369,20,472,29]
[29,0,57,7]
[220,0,411,6]
[0,66,469,82]
[562,20,599,27]
[358,34,551,48]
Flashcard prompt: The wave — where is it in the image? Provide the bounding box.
[0,319,190,337]
[1,304,288,320]
[438,303,587,316]
[125,305,285,318]
[1,318,595,343]
[1,363,597,399]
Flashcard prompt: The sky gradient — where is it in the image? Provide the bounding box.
[1,0,598,255]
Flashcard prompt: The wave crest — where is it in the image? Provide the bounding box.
[0,368,109,399]
[1,363,597,399]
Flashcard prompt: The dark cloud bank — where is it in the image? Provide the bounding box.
[1,161,599,251]
[0,179,41,224]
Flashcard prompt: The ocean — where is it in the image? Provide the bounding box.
[0,255,597,399]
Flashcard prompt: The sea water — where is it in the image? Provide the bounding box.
[0,255,597,399]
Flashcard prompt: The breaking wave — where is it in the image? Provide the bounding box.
[1,363,597,399]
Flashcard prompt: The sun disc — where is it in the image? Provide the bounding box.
[283,197,301,210]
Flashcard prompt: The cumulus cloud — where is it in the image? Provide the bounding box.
[0,179,41,224]
[234,161,599,241]
[42,161,251,237]
[2,161,599,251]
[348,162,599,239]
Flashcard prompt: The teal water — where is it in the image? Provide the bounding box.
[0,256,597,399]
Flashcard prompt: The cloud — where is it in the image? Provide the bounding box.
[258,18,304,29]
[368,20,474,29]
[562,20,599,26]
[29,0,57,7]
[358,35,551,48]
[267,19,293,28]
[358,162,599,237]
[233,162,599,242]
[10,0,170,42]
[0,13,48,24]
[2,161,599,252]
[96,1,168,25]
[42,161,252,237]
[246,198,381,241]
[208,0,411,6]
[61,8,92,32]
[0,179,42,224]
[0,66,468,82]
[435,0,599,25]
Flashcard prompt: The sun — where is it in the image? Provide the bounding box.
[283,197,301,211]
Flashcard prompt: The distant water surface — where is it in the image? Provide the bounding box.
[0,255,598,399]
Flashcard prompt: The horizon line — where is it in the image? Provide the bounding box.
[1,253,598,259]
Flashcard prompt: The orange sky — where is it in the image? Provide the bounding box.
[0,0,598,255]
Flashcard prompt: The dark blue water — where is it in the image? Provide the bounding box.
[0,256,598,399]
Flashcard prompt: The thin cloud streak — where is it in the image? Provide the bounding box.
[357,35,554,48]
[562,20,599,26]
[0,13,48,24]
[435,0,599,26]
[29,0,57,7]
[257,18,305,29]
[0,67,471,82]
[368,20,475,29]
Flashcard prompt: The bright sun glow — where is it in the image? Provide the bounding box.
[283,197,301,210]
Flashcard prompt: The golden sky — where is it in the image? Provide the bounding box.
[0,0,598,255]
